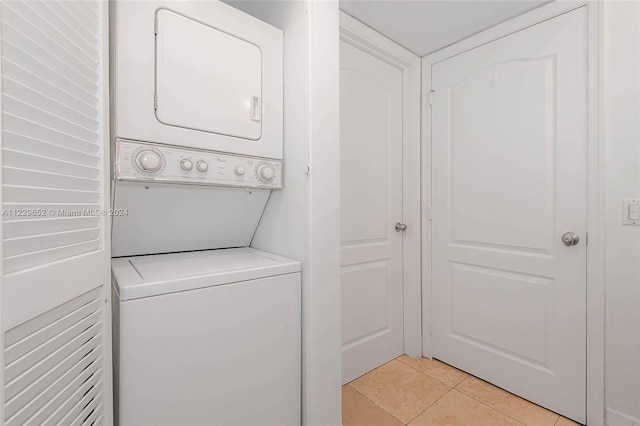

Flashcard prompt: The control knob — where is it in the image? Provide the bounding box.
[180,159,193,171]
[256,163,275,182]
[136,149,163,173]
[196,160,209,172]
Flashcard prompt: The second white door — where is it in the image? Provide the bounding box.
[340,39,404,384]
[430,8,587,423]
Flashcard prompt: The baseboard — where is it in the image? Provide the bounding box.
[606,407,640,426]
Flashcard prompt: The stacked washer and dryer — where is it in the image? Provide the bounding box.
[110,2,300,425]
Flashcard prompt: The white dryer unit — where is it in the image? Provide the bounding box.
[112,248,301,425]
[111,1,284,159]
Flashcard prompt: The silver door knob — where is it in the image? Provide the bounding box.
[395,223,407,232]
[561,232,580,247]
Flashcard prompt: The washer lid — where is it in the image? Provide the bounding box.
[112,247,300,301]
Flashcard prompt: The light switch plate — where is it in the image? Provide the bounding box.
[623,199,640,225]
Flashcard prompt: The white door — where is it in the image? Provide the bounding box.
[340,39,404,384]
[430,8,587,422]
[0,1,112,423]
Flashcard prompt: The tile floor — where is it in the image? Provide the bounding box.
[343,356,582,426]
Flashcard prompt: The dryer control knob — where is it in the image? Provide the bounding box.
[196,161,209,172]
[234,165,246,176]
[180,159,193,171]
[256,163,275,182]
[136,150,162,172]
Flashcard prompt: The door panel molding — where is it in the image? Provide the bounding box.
[340,12,422,359]
[421,1,604,425]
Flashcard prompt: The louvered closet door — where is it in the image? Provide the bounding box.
[0,1,111,425]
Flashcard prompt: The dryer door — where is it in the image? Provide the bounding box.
[155,9,262,140]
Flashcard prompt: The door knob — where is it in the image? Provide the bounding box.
[561,232,580,247]
[395,223,407,232]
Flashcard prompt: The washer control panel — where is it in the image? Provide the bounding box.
[115,139,282,189]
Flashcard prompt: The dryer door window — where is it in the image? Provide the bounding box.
[155,9,262,141]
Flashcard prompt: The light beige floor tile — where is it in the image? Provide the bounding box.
[397,355,468,387]
[350,360,450,423]
[342,385,404,426]
[409,390,523,426]
[555,417,581,426]
[456,376,559,426]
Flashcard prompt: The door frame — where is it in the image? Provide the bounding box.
[339,11,423,358]
[420,1,605,425]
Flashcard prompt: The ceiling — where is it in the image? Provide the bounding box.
[339,0,550,56]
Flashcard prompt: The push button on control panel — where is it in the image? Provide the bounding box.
[180,159,193,171]
[196,161,209,172]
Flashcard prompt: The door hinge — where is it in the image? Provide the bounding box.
[427,206,432,221]
[154,93,158,110]
[305,164,311,175]
[428,320,433,336]
[423,90,435,108]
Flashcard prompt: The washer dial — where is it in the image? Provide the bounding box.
[135,149,163,173]
[255,163,275,183]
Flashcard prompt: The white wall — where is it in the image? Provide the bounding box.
[303,2,342,423]
[224,2,342,425]
[604,1,640,425]
[231,1,309,262]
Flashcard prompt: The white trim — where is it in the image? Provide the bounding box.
[339,11,423,358]
[340,12,420,68]
[425,1,587,65]
[302,1,342,425]
[421,55,434,358]
[0,3,5,423]
[586,1,605,425]
[100,1,114,424]
[421,1,604,424]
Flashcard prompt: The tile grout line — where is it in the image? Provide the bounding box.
[344,383,407,425]
[451,379,537,426]
[371,357,466,424]
[403,387,455,425]
[453,377,562,426]
[345,358,410,423]
[348,358,456,425]
[384,358,458,424]
[395,356,469,389]
[377,357,458,425]
[346,357,564,426]
[397,359,561,426]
